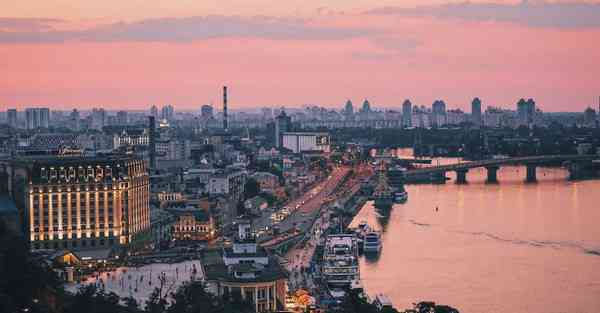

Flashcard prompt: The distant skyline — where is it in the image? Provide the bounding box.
[1,1,599,111]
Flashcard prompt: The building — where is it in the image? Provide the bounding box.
[251,172,279,193]
[161,105,174,122]
[208,168,247,199]
[69,109,80,131]
[431,100,447,127]
[155,139,191,161]
[261,107,273,120]
[104,126,150,149]
[274,110,291,148]
[412,106,431,128]
[583,107,597,127]
[25,108,50,130]
[169,207,215,241]
[484,107,507,128]
[116,111,128,125]
[402,100,412,127]
[471,98,482,127]
[343,100,354,121]
[517,98,536,126]
[7,109,18,129]
[0,155,150,250]
[244,196,269,215]
[281,132,330,154]
[201,105,214,119]
[202,221,287,313]
[150,105,159,118]
[90,108,106,130]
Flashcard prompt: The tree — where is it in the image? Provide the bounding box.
[0,220,62,313]
[145,288,167,313]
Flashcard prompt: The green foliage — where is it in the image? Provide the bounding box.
[0,221,63,313]
[333,289,399,313]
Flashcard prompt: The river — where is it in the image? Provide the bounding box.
[351,159,600,313]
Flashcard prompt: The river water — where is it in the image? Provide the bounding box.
[351,162,600,313]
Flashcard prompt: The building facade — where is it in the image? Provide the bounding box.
[208,168,247,200]
[281,132,330,153]
[471,98,482,127]
[170,207,215,241]
[25,108,50,130]
[7,109,18,129]
[203,221,287,313]
[0,155,150,250]
[274,111,291,148]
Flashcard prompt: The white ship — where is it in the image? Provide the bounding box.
[322,234,360,288]
[362,231,382,253]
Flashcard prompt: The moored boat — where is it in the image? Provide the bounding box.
[363,231,382,253]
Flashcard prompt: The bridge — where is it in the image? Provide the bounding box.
[402,154,599,184]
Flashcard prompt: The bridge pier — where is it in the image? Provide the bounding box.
[455,169,468,184]
[431,171,447,184]
[485,166,499,183]
[568,161,586,180]
[525,164,537,183]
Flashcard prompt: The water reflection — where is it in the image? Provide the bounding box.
[351,165,600,313]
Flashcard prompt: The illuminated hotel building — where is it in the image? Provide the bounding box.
[0,155,150,250]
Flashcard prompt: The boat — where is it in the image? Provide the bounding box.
[373,293,394,311]
[357,220,368,230]
[394,184,408,203]
[373,188,394,212]
[362,231,382,253]
[350,280,371,303]
[373,161,394,212]
[322,234,360,288]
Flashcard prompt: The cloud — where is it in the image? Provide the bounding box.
[0,15,375,44]
[0,17,64,31]
[367,1,600,28]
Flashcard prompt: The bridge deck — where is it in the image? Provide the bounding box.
[403,154,597,176]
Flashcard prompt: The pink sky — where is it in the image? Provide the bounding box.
[1,1,599,111]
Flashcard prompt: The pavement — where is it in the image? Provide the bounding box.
[65,260,203,306]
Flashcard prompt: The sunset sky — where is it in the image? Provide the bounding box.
[1,0,599,111]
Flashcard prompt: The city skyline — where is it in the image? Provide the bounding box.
[2,1,600,111]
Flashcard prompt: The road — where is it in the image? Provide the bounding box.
[260,166,350,247]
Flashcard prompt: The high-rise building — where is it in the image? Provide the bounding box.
[471,98,482,128]
[148,116,156,170]
[583,107,597,127]
[517,98,536,126]
[526,99,536,124]
[161,105,174,122]
[0,155,150,250]
[402,100,412,128]
[361,99,371,113]
[116,111,128,125]
[7,109,18,129]
[343,100,354,120]
[261,107,273,120]
[150,105,158,118]
[91,108,106,130]
[25,108,50,130]
[201,105,214,119]
[274,110,291,148]
[69,109,80,131]
[431,100,447,127]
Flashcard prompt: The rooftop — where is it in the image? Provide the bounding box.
[202,249,287,283]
